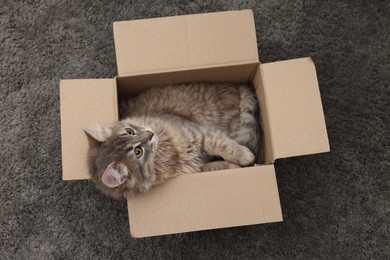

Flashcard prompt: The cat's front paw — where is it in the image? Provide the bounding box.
[223,145,255,166]
[203,161,241,172]
[236,146,255,166]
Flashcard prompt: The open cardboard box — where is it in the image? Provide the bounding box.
[60,10,330,238]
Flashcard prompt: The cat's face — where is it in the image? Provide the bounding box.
[84,120,159,198]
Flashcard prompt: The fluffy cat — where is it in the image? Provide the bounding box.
[84,83,262,199]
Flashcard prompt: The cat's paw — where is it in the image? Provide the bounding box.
[203,161,241,172]
[223,145,255,166]
[236,146,255,166]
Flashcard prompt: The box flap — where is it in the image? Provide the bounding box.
[127,165,282,238]
[261,58,330,161]
[60,79,118,180]
[113,10,259,76]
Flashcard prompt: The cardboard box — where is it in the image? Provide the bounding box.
[60,10,329,238]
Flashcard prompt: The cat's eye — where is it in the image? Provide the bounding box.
[134,146,143,158]
[125,128,136,135]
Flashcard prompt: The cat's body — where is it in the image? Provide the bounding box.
[84,83,262,199]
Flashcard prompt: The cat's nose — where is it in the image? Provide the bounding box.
[140,129,154,142]
[147,130,154,140]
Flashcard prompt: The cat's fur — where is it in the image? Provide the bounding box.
[84,83,262,199]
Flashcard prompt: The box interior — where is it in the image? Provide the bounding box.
[116,62,267,164]
[116,63,259,97]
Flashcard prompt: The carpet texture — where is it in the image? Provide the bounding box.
[1,0,389,258]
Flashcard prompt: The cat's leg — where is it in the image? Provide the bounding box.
[203,133,255,166]
[202,161,241,172]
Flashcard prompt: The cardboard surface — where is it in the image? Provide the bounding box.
[117,63,258,97]
[114,10,258,76]
[60,79,117,180]
[127,165,282,238]
[261,58,330,160]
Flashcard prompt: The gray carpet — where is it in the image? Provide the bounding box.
[1,0,389,259]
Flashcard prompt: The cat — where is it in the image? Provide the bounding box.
[83,83,263,199]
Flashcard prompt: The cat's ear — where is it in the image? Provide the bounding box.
[83,126,112,147]
[102,162,127,188]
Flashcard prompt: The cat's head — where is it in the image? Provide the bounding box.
[83,119,159,198]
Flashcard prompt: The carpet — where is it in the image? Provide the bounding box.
[1,0,389,258]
